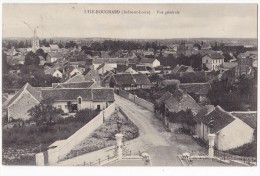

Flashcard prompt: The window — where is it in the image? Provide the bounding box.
[78,97,82,104]
[206,60,208,63]
[58,105,62,109]
[97,105,101,110]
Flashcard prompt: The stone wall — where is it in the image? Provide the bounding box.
[118,90,154,112]
[36,103,116,165]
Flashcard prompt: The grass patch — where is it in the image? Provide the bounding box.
[2,109,99,165]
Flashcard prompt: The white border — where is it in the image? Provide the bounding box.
[1,1,259,176]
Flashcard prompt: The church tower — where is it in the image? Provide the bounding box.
[32,29,40,52]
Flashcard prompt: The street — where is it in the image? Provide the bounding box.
[115,94,203,166]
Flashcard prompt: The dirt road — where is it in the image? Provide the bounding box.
[115,94,187,166]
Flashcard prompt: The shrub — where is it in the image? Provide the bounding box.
[74,109,99,123]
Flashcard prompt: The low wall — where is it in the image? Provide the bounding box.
[118,90,130,99]
[118,90,154,112]
[57,145,116,166]
[135,96,154,112]
[37,103,116,165]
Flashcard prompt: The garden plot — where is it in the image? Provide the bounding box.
[64,112,139,160]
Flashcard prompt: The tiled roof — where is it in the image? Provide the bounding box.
[82,68,92,76]
[161,79,180,86]
[133,65,147,72]
[38,56,45,61]
[64,75,86,83]
[116,64,130,73]
[49,44,59,50]
[112,73,150,86]
[182,71,207,80]
[92,88,115,102]
[199,50,216,56]
[132,74,151,85]
[52,81,94,89]
[179,83,211,95]
[96,63,105,70]
[172,65,181,73]
[140,58,157,64]
[45,68,59,75]
[93,58,129,64]
[165,89,201,114]
[178,65,191,72]
[231,111,257,129]
[199,106,235,133]
[194,105,215,123]
[172,65,193,73]
[41,88,114,102]
[221,62,238,69]
[42,88,92,101]
[112,74,136,85]
[205,52,224,59]
[156,91,172,106]
[201,44,211,49]
[7,83,42,107]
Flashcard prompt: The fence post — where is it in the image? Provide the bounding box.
[108,154,110,161]
[103,110,105,123]
[99,158,100,165]
[84,161,85,166]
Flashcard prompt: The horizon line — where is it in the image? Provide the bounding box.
[3,36,258,40]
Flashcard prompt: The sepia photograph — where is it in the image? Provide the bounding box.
[1,2,258,170]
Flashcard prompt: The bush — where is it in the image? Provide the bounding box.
[227,140,257,157]
[74,109,99,123]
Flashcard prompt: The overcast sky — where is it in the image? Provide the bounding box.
[2,3,258,39]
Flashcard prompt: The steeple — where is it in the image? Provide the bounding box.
[32,28,40,52]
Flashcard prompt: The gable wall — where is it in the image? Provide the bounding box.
[8,91,40,121]
[217,119,254,151]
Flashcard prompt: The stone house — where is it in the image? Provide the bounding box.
[110,73,151,90]
[163,89,202,130]
[82,66,100,82]
[139,58,160,68]
[172,65,194,74]
[237,51,257,77]
[46,52,63,63]
[92,58,129,70]
[100,71,114,87]
[44,68,63,78]
[178,83,211,103]
[194,106,255,151]
[41,88,114,113]
[96,63,114,75]
[4,83,42,121]
[202,52,225,71]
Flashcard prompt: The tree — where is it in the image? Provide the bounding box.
[36,48,48,59]
[208,80,243,111]
[28,98,64,126]
[24,51,40,65]
[2,52,9,74]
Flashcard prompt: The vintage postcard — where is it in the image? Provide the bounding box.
[1,1,259,175]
